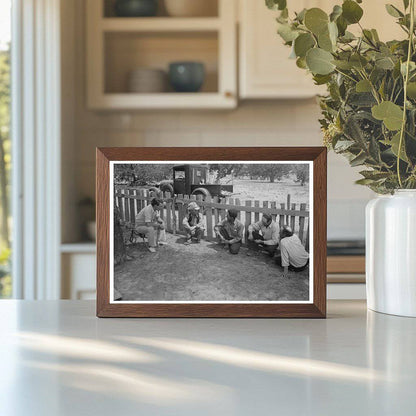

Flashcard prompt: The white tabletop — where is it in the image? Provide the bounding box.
[0,300,415,416]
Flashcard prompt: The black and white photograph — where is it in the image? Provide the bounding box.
[110,161,313,303]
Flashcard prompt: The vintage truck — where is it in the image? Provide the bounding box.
[157,164,233,199]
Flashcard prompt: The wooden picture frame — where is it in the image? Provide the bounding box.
[97,147,327,318]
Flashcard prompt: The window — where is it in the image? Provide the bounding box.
[0,0,11,298]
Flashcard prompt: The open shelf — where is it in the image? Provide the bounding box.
[103,0,219,18]
[86,0,236,109]
[101,17,221,32]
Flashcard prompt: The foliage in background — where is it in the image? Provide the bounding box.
[0,45,11,298]
[114,163,309,185]
[266,0,416,193]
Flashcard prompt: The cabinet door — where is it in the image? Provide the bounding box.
[239,0,321,99]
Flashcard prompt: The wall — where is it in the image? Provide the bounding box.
[61,0,374,243]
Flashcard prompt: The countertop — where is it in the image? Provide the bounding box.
[0,300,415,415]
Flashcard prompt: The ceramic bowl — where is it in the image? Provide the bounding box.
[114,0,158,17]
[168,62,205,93]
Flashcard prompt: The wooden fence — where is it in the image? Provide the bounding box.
[114,187,310,247]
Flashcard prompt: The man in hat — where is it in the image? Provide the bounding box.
[135,198,164,253]
[247,213,279,257]
[276,225,309,278]
[182,201,205,245]
[214,209,244,254]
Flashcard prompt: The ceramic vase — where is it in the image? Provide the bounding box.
[366,190,416,317]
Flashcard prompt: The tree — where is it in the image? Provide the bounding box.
[293,164,309,186]
[0,46,10,248]
[209,164,248,182]
[246,164,291,182]
[114,164,174,185]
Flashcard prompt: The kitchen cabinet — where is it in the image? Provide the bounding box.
[238,0,404,99]
[239,0,325,99]
[86,0,237,109]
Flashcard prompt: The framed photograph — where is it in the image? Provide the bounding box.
[97,147,327,318]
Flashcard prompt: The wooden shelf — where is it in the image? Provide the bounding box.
[89,92,235,110]
[86,0,237,110]
[327,256,365,274]
[101,17,221,32]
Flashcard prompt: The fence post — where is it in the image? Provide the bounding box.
[165,192,172,232]
[290,203,296,232]
[178,194,185,233]
[280,203,285,228]
[270,201,277,223]
[299,203,306,243]
[205,195,213,240]
[286,194,291,225]
[254,200,260,223]
[129,189,135,224]
[213,196,219,225]
[245,200,252,244]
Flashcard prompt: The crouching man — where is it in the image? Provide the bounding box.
[135,198,164,253]
[276,225,309,278]
[247,213,279,257]
[214,209,244,254]
[182,201,205,245]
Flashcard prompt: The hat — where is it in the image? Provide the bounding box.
[228,209,238,219]
[188,201,200,211]
[282,225,293,233]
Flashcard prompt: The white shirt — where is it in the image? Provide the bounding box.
[280,234,309,268]
[135,204,157,225]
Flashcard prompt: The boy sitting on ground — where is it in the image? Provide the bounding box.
[214,209,244,254]
[275,225,309,279]
[182,201,205,245]
[247,213,279,257]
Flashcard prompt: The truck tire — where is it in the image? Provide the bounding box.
[160,183,174,195]
[148,187,161,197]
[191,188,211,200]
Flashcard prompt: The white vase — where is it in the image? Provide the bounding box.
[366,190,416,317]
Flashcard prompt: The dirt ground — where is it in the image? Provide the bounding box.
[114,232,310,302]
[233,178,310,206]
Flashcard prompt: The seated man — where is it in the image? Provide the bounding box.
[135,198,164,253]
[275,225,309,279]
[214,209,244,254]
[182,201,205,245]
[247,213,279,257]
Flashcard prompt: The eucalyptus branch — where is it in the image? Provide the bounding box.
[397,0,415,188]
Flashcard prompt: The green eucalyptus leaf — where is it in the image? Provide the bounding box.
[407,82,416,99]
[334,139,356,152]
[306,48,335,75]
[296,57,307,69]
[294,33,315,57]
[372,101,403,130]
[350,152,368,167]
[381,132,409,162]
[333,59,353,70]
[355,178,377,185]
[318,31,334,52]
[375,56,396,70]
[266,0,287,11]
[371,29,380,42]
[313,74,332,85]
[336,15,348,36]
[385,4,404,18]
[342,0,364,24]
[304,8,329,35]
[330,5,343,22]
[295,8,307,22]
[356,79,372,92]
[350,53,368,69]
[403,0,409,9]
[277,23,299,42]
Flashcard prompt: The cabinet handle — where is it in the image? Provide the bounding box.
[224,91,234,98]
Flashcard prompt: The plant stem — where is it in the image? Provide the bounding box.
[397,0,415,188]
